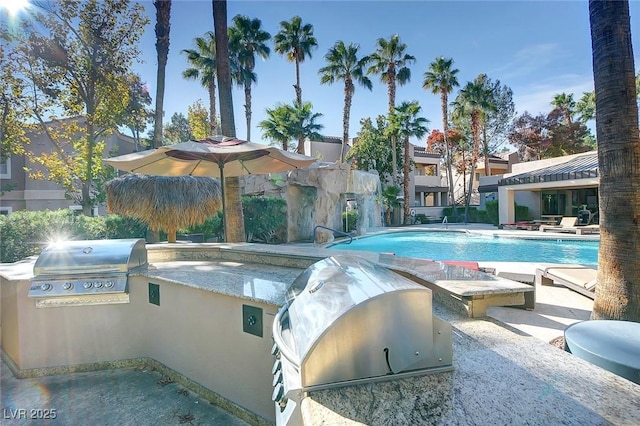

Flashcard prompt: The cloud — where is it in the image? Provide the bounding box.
[513,73,594,116]
[492,43,561,80]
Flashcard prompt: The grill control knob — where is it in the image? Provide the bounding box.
[272,383,284,402]
[84,282,93,289]
[40,283,52,292]
[62,282,73,291]
[272,370,283,387]
[105,280,115,288]
[271,359,281,375]
[94,281,104,289]
[271,343,280,358]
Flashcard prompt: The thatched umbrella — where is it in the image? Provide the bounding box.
[105,174,222,243]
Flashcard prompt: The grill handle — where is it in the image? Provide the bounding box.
[272,302,301,368]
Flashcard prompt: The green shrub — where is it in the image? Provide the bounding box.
[515,204,531,222]
[181,211,223,241]
[415,213,428,224]
[0,210,150,263]
[342,211,358,232]
[183,196,287,243]
[485,200,499,225]
[241,195,287,243]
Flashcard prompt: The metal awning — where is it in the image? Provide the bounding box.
[478,184,498,193]
[498,153,598,186]
[415,185,449,192]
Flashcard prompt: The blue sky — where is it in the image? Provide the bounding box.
[106,1,640,144]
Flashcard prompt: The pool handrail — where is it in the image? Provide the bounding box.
[313,225,353,245]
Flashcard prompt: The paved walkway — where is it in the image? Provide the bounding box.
[1,358,251,426]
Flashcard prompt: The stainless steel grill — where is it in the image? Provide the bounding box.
[28,239,147,307]
[271,255,453,425]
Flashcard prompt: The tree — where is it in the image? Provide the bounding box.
[187,100,210,140]
[258,102,322,153]
[453,76,495,222]
[14,0,148,214]
[508,112,550,161]
[259,104,296,151]
[551,92,576,126]
[423,57,459,208]
[0,41,34,162]
[290,102,323,151]
[319,41,372,163]
[116,73,152,152]
[508,110,592,160]
[228,14,270,141]
[389,101,429,224]
[153,0,171,148]
[213,0,244,243]
[589,0,640,321]
[575,91,596,123]
[274,16,318,107]
[182,32,218,136]
[367,34,415,185]
[347,116,400,183]
[163,112,192,144]
[478,76,516,174]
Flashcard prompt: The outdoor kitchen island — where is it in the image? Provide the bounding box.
[1,243,639,426]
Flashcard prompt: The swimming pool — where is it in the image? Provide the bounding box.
[330,231,599,265]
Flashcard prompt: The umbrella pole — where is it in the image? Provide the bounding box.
[219,162,226,242]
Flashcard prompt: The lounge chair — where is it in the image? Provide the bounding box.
[535,265,596,299]
[541,217,600,235]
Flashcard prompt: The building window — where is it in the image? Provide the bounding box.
[0,207,12,215]
[0,157,11,179]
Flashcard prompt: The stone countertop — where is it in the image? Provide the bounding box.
[140,260,303,305]
[220,244,533,297]
[301,303,640,425]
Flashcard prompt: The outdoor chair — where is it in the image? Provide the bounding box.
[540,217,578,232]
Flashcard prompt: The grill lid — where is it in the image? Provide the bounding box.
[274,255,453,391]
[33,238,148,276]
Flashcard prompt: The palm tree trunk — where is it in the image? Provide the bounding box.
[294,54,302,106]
[388,73,397,185]
[208,78,217,135]
[341,79,353,163]
[295,56,305,153]
[465,111,481,224]
[483,125,490,176]
[244,82,252,141]
[153,0,172,148]
[213,0,245,243]
[589,0,640,321]
[441,90,456,213]
[403,136,411,224]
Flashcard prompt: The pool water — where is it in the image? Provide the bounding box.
[330,231,599,265]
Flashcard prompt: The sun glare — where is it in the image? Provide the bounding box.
[0,0,30,16]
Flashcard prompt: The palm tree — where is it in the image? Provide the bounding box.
[454,77,495,223]
[319,41,372,163]
[274,16,318,150]
[182,32,218,136]
[366,34,415,185]
[589,0,640,321]
[575,91,596,123]
[259,104,295,151]
[274,16,318,107]
[290,101,324,153]
[423,57,460,209]
[228,15,271,141]
[551,92,576,126]
[258,102,323,153]
[213,0,244,243]
[153,0,171,148]
[390,101,429,224]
